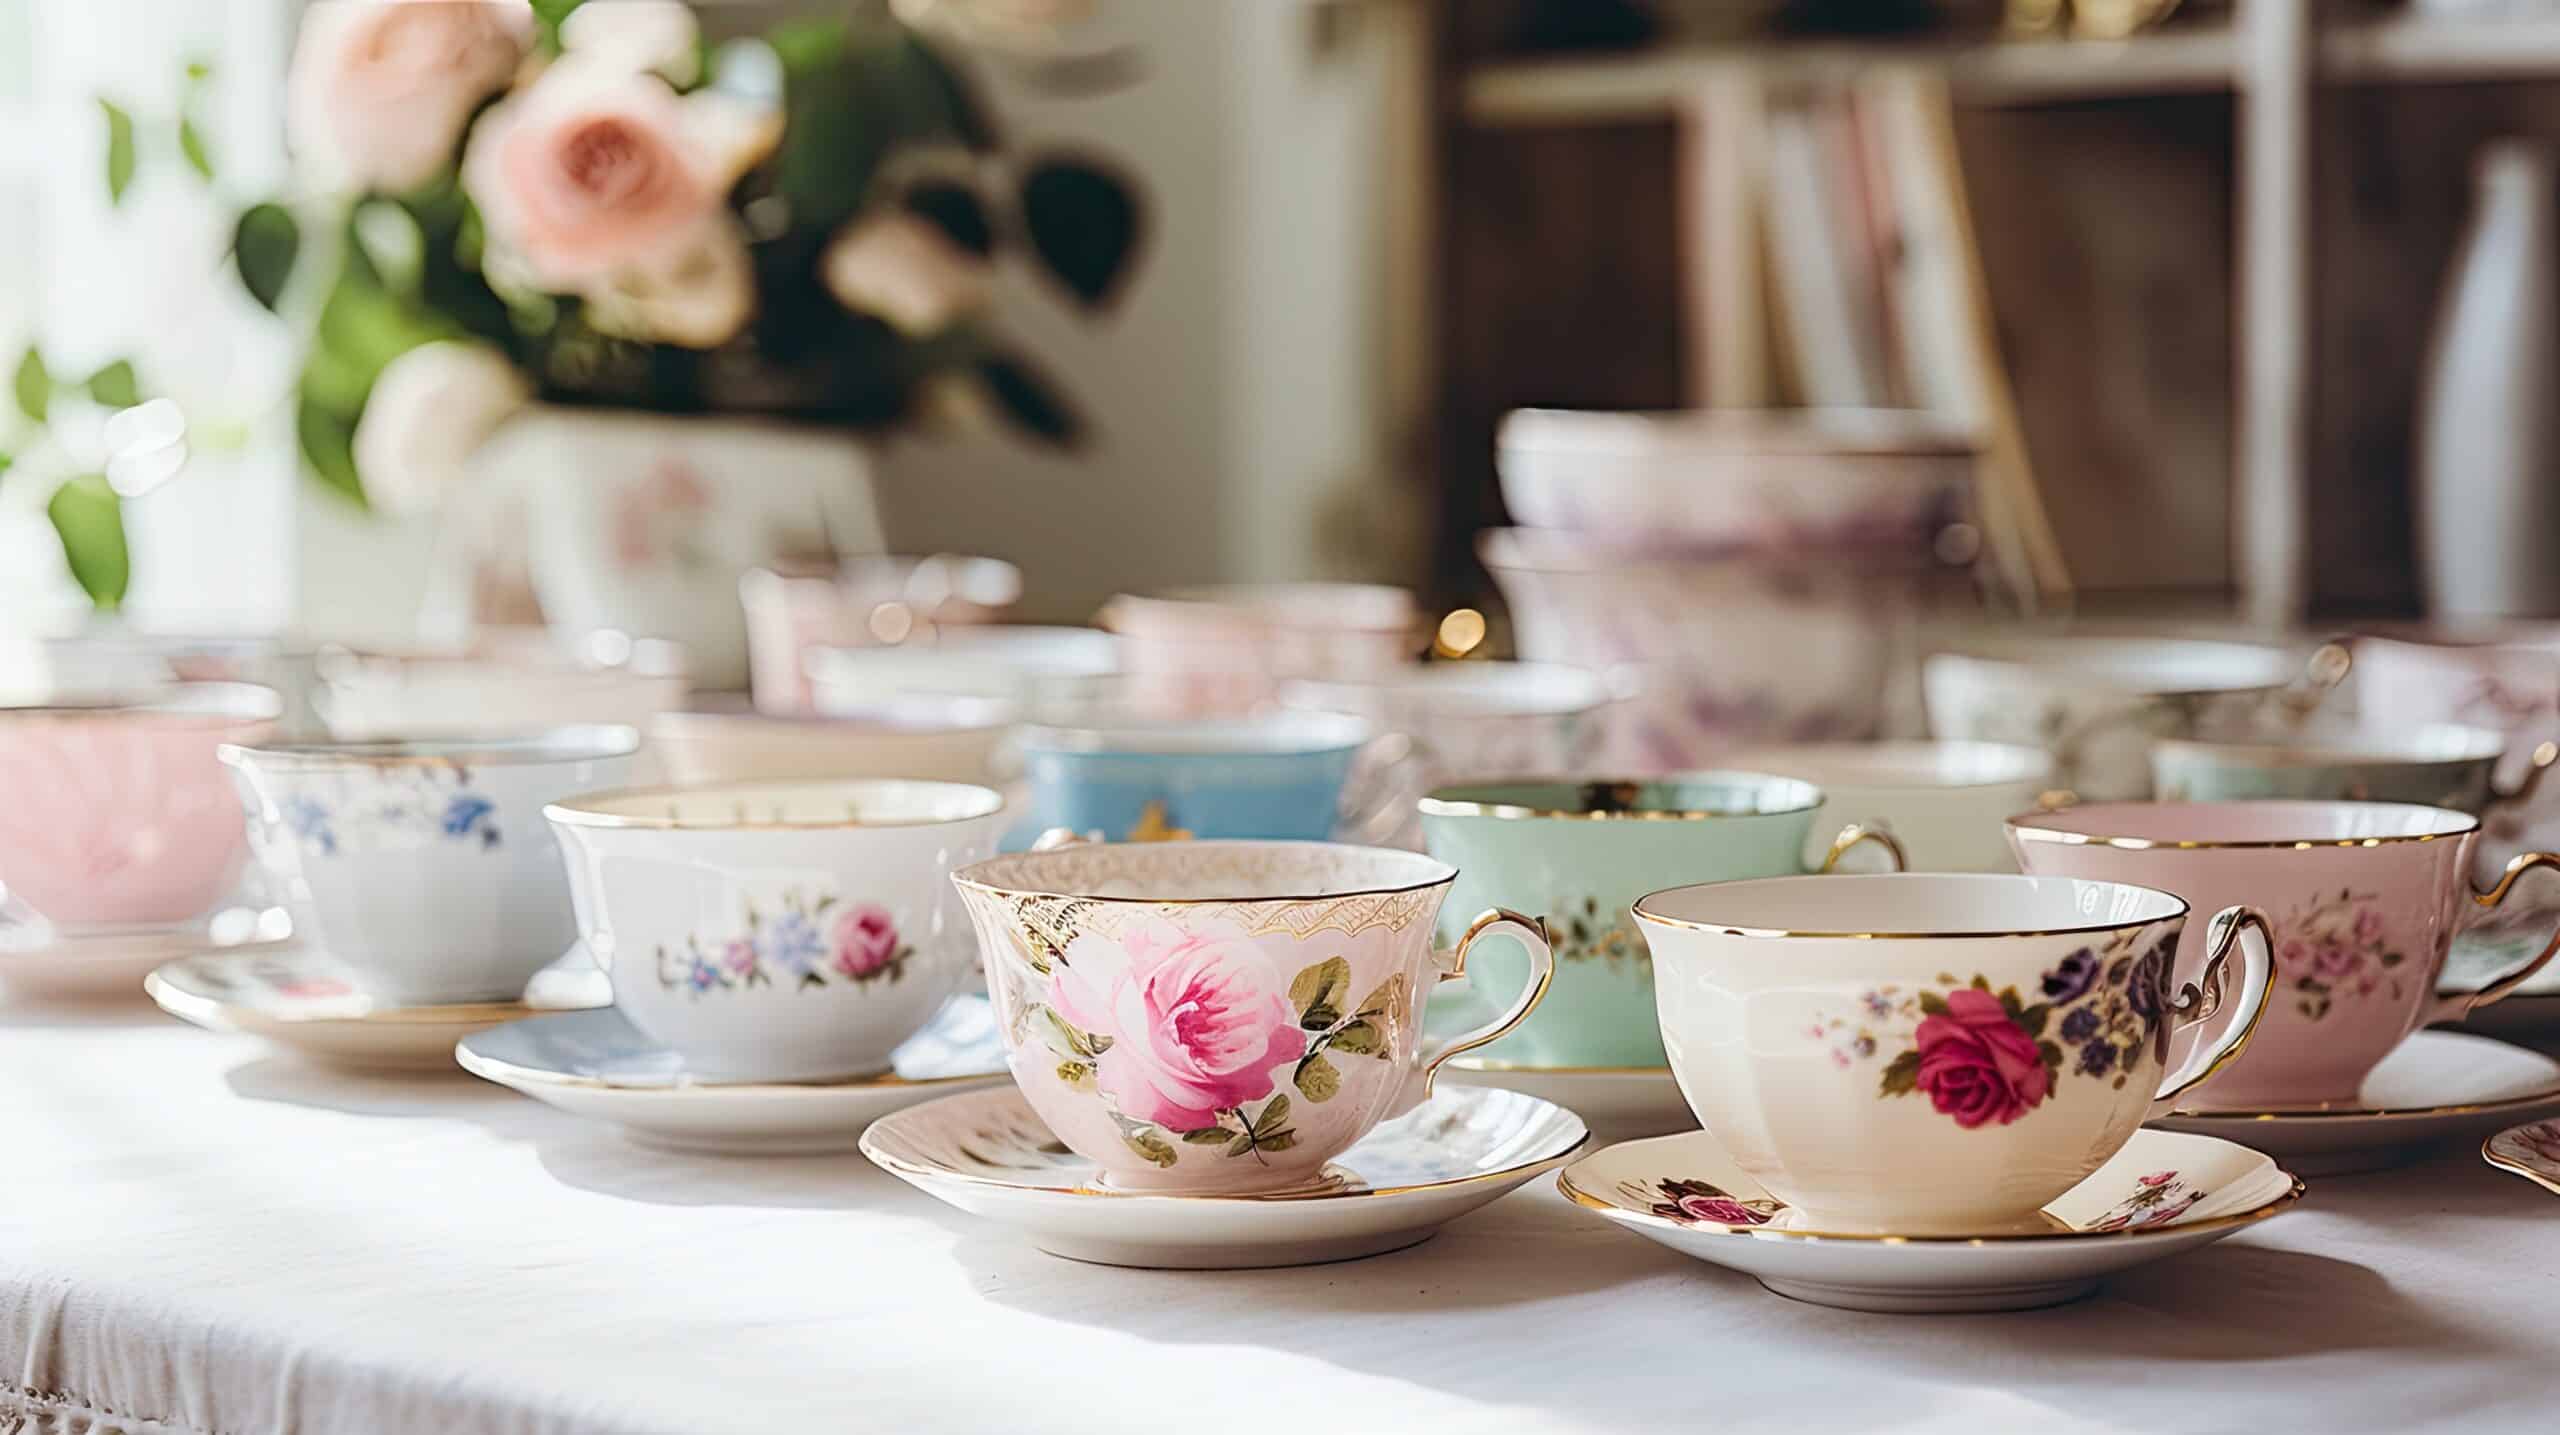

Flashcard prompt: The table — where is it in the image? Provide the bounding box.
[6,1001,2556,1435]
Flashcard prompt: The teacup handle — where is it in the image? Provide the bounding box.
[1406,908,1556,1109]
[2145,905,2276,1121]
[2489,743,2560,813]
[2427,851,2560,1023]
[2272,641,2354,728]
[1818,823,1908,874]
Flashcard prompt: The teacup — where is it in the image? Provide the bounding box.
[805,625,1119,721]
[1101,583,1418,717]
[223,727,640,1004]
[2152,724,2549,813]
[1633,872,2274,1233]
[0,683,282,928]
[1728,741,2057,873]
[2009,800,2560,1110]
[547,779,1009,1081]
[953,839,1554,1193]
[1417,775,1903,1068]
[648,695,1014,786]
[313,645,688,742]
[739,555,1021,715]
[2353,631,2560,847]
[1015,711,1396,844]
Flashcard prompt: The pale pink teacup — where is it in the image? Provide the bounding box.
[2009,800,2560,1110]
[0,683,281,929]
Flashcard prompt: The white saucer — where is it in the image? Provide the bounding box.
[861,1083,1589,1269]
[1559,1127,2302,1313]
[2155,1029,2560,1175]
[457,998,1009,1155]
[146,948,608,1071]
[1440,1059,1695,1134]
[0,907,293,1001]
[2484,1119,2560,1197]
[2439,923,2560,1038]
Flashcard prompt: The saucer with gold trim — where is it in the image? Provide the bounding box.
[147,946,606,1071]
[2485,1118,2560,1196]
[1559,1126,2302,1313]
[1440,1058,1694,1134]
[860,1083,1588,1269]
[2155,1029,2560,1175]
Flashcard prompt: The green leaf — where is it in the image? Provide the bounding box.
[1020,155,1142,307]
[1039,1007,1097,1060]
[179,114,213,182]
[1179,1126,1234,1146]
[1289,956,1351,1027]
[1916,991,1949,1018]
[2015,1002,2049,1039]
[530,0,586,54]
[1355,973,1407,1020]
[1122,1130,1177,1168]
[184,58,213,84]
[46,475,128,610]
[0,453,14,481]
[978,352,1083,448]
[1294,1053,1340,1103]
[1251,1094,1292,1138]
[84,359,140,410]
[234,204,300,313]
[906,181,994,256]
[295,396,366,507]
[1330,1019,1387,1057]
[100,98,135,205]
[13,348,50,422]
[1224,1134,1253,1158]
[1970,975,1992,993]
[1257,1131,1299,1154]
[905,32,998,149]
[2381,950,2405,969]
[1878,1048,1922,1097]
[2038,1039,2063,1075]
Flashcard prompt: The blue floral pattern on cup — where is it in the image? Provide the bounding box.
[275,767,505,857]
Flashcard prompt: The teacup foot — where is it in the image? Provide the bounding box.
[1758,1274,2099,1315]
[1036,1229,1435,1271]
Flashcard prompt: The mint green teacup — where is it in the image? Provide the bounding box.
[1418,775,1898,1068]
[2150,724,2547,812]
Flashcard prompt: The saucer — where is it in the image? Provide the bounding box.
[0,907,293,1001]
[2439,922,2560,1039]
[145,948,608,1071]
[2155,1030,2560,1175]
[457,998,1009,1155]
[1559,1127,2302,1313]
[2484,1119,2560,1197]
[1440,1058,1695,1134]
[861,1083,1589,1269]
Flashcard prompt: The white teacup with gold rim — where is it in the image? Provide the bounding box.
[1633,873,2275,1235]
[952,839,1555,1195]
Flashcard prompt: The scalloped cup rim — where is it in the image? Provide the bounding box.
[952,838,1454,904]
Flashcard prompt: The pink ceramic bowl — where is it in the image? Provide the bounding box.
[0,683,281,929]
[2008,800,2560,1111]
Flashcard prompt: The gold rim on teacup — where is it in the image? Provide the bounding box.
[546,777,1006,831]
[2007,800,2483,852]
[221,724,642,771]
[1416,774,1823,823]
[862,1123,1593,1204]
[1555,1167,2307,1245]
[952,838,1456,905]
[1630,870,2193,941]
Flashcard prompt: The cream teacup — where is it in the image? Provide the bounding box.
[953,839,1554,1194]
[547,779,1008,1082]
[1728,741,2057,873]
[2010,800,2560,1110]
[1634,872,2273,1234]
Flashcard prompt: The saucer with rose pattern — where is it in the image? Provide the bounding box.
[861,1083,1588,1269]
[2484,1119,2560,1197]
[1560,1125,2302,1313]
[146,946,607,1071]
[2154,1029,2560,1175]
[456,996,1008,1154]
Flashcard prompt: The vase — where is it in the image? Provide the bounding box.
[2419,140,2560,622]
[434,408,887,690]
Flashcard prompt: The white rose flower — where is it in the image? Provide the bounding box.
[821,212,992,336]
[351,341,530,516]
[561,0,702,86]
[287,0,532,195]
[581,222,758,350]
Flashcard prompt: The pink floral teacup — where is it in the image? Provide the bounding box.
[953,840,1555,1194]
[2010,801,2560,1110]
[1633,872,2274,1234]
[547,779,1008,1082]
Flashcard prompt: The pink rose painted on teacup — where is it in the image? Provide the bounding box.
[1912,987,2053,1129]
[1051,913,1308,1132]
[832,903,903,981]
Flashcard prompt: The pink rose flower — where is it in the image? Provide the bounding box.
[2279,938,2312,972]
[722,938,756,977]
[1912,987,2051,1129]
[2353,907,2385,944]
[467,58,719,286]
[2138,1170,2176,1187]
[288,0,530,195]
[1052,913,1308,1132]
[2313,942,2360,979]
[1674,1193,1770,1226]
[831,903,902,980]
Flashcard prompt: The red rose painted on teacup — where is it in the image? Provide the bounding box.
[955,839,1556,1194]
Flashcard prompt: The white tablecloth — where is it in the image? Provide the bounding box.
[5,1002,2557,1435]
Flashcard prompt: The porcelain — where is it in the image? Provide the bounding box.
[953,839,1555,1195]
[0,683,281,928]
[2010,800,2560,1110]
[548,778,1007,1082]
[648,697,1012,787]
[2441,922,2560,1039]
[1634,872,2274,1234]
[456,997,1008,1154]
[1417,775,1891,1069]
[2156,1029,2560,1175]
[1727,740,2057,873]
[1279,663,1613,849]
[312,646,688,744]
[1100,583,1418,718]
[1559,1126,2302,1312]
[145,947,609,1071]
[2353,630,2560,857]
[3,628,327,740]
[1496,406,1977,555]
[1015,711,1387,844]
[224,728,638,1005]
[806,625,1120,722]
[1482,528,1900,751]
[740,556,1021,715]
[1438,1059,1695,1134]
[1924,634,2323,800]
[862,1082,1587,1268]
[0,907,291,1001]
[2484,1117,2560,1196]
[2152,723,2543,812]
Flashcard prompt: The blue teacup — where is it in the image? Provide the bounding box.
[1014,711,1396,843]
